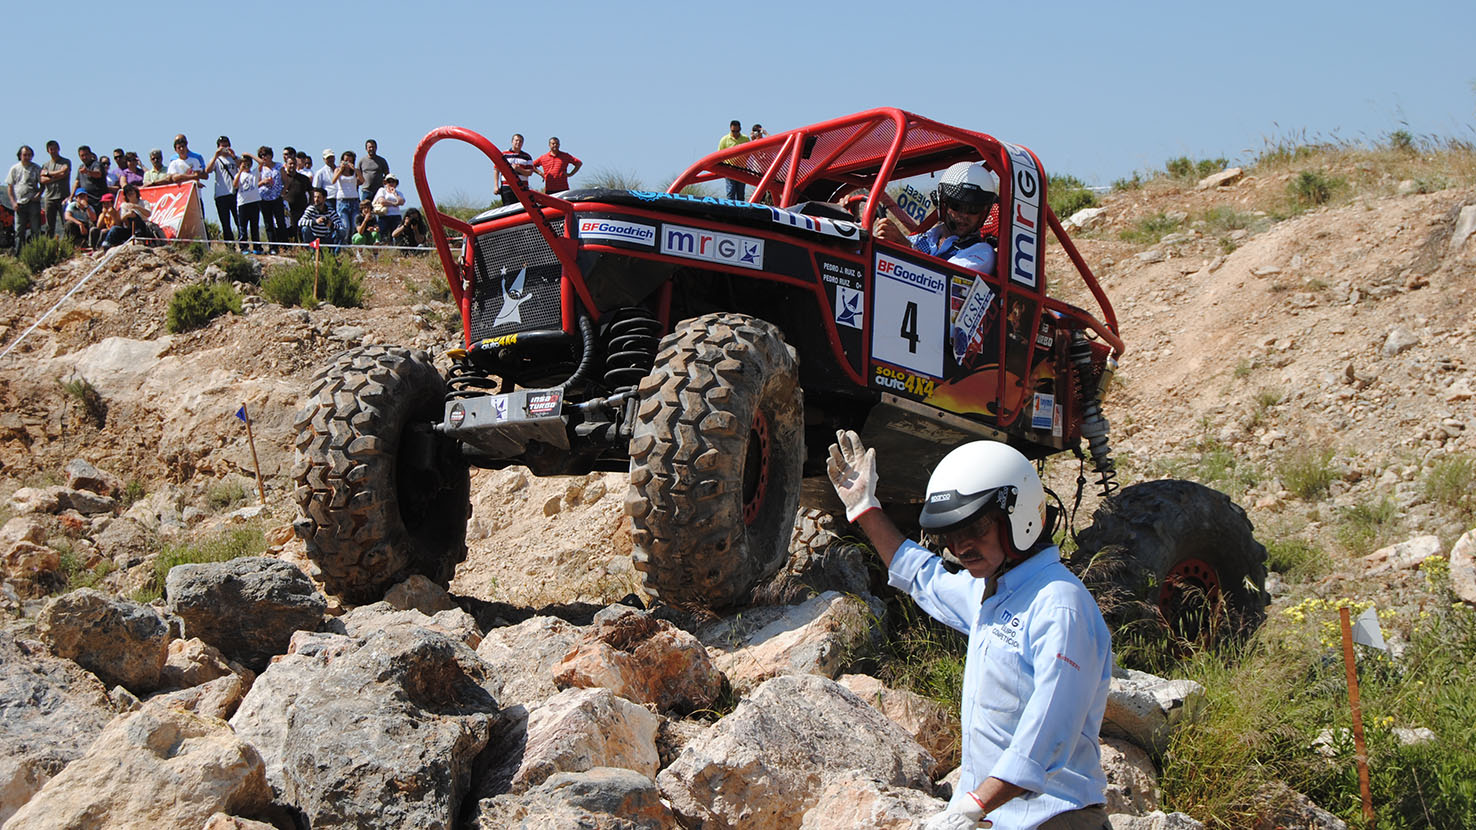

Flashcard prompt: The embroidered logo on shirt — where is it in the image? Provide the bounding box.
[1056,652,1081,671]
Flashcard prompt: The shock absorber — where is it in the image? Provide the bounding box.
[1070,330,1119,497]
[601,307,662,392]
[444,359,500,402]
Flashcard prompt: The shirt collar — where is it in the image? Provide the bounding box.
[986,545,1060,600]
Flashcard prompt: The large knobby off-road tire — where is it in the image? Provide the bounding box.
[1071,479,1271,652]
[627,313,804,610]
[292,345,470,603]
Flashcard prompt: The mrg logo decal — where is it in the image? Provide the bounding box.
[660,224,764,269]
[577,217,655,246]
[1002,142,1043,289]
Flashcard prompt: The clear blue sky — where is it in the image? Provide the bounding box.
[8,0,1473,208]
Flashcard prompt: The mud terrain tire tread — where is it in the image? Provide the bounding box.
[627,313,803,609]
[1072,478,1270,643]
[292,345,469,602]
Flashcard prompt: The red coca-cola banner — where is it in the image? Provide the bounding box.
[139,181,205,240]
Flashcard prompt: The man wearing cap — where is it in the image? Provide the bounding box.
[313,150,338,213]
[827,431,1113,830]
[62,190,96,245]
[358,139,389,207]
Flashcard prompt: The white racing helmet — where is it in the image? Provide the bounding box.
[918,441,1047,552]
[935,161,999,212]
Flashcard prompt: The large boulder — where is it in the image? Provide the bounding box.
[0,518,60,598]
[336,601,482,649]
[1103,669,1205,757]
[1101,736,1160,815]
[838,673,959,776]
[553,606,725,715]
[3,701,270,830]
[36,589,171,693]
[477,686,661,798]
[798,776,946,829]
[469,767,678,829]
[0,631,114,825]
[658,674,935,828]
[1449,528,1476,606]
[475,615,583,708]
[230,626,498,829]
[1110,811,1207,830]
[699,591,882,692]
[165,556,325,672]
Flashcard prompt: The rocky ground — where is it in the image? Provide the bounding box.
[0,155,1473,828]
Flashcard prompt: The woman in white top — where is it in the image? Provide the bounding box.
[233,154,262,254]
[372,173,407,242]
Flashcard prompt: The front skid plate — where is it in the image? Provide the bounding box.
[443,389,570,457]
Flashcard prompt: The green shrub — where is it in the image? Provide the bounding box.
[1165,156,1227,180]
[19,236,74,274]
[261,253,365,308]
[205,220,222,240]
[582,167,645,190]
[1111,172,1145,191]
[1335,495,1400,555]
[120,480,145,507]
[1276,446,1336,501]
[205,249,257,284]
[56,547,115,592]
[1388,129,1416,153]
[1263,538,1328,582]
[1288,170,1342,207]
[0,256,32,294]
[1047,173,1099,220]
[1423,455,1475,515]
[166,282,242,333]
[59,376,107,427]
[1119,212,1184,244]
[132,526,265,603]
[206,478,247,509]
[186,241,209,262]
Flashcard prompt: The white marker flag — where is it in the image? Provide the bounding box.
[1351,607,1387,651]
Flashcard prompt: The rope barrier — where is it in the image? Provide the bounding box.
[146,235,435,253]
[0,247,121,360]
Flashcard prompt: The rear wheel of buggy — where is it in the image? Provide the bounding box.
[1071,478,1270,660]
[292,345,470,603]
[627,313,804,610]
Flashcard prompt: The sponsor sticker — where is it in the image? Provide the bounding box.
[873,364,937,398]
[872,253,946,378]
[1031,393,1055,430]
[660,223,764,269]
[1002,142,1043,289]
[491,394,510,422]
[527,390,562,418]
[893,184,934,225]
[834,285,863,329]
[1052,403,1063,438]
[448,403,466,427]
[577,217,656,246]
[951,276,996,363]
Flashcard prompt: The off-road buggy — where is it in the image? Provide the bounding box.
[292,108,1269,641]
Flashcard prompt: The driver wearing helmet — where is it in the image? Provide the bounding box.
[874,160,999,275]
[827,431,1112,830]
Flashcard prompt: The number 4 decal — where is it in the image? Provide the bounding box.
[899,302,919,353]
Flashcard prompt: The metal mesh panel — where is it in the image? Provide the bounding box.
[468,219,565,340]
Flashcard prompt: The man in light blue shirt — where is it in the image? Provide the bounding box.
[827,431,1112,830]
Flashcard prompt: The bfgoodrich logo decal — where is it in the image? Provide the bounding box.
[578,217,656,246]
[660,224,764,269]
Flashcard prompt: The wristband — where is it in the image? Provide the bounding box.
[967,790,987,812]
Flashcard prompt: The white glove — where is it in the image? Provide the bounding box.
[826,429,880,522]
[921,807,988,830]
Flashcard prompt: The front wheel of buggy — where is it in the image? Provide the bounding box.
[626,313,804,611]
[291,345,470,603]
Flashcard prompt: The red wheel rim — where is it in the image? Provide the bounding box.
[742,409,770,525]
[1159,558,1221,611]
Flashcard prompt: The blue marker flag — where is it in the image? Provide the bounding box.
[234,405,248,423]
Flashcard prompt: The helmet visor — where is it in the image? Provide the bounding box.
[919,485,1016,533]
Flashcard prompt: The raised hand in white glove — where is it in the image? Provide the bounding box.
[920,798,989,830]
[826,429,881,522]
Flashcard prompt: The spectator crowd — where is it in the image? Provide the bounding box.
[9,122,775,259]
[6,134,430,257]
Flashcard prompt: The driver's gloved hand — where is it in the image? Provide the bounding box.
[826,429,880,522]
